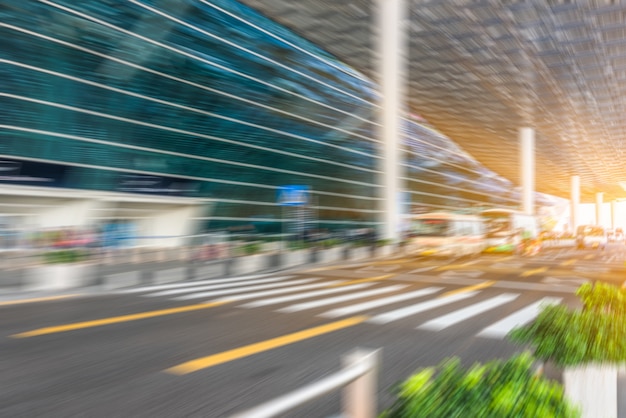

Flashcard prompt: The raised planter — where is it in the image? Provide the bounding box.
[26,263,95,291]
[563,364,619,418]
[284,249,307,268]
[318,247,342,264]
[231,254,265,276]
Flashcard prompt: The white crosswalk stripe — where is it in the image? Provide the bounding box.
[278,285,408,313]
[208,280,346,302]
[319,287,443,318]
[145,276,294,297]
[368,291,479,325]
[171,278,317,300]
[238,283,374,308]
[417,293,519,331]
[118,274,277,293]
[125,272,568,340]
[477,297,562,338]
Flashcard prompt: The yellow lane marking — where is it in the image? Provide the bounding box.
[328,274,395,287]
[560,259,576,266]
[165,315,368,375]
[435,262,473,272]
[520,267,549,277]
[11,301,229,338]
[440,280,496,297]
[302,266,336,273]
[0,294,78,307]
[373,259,411,265]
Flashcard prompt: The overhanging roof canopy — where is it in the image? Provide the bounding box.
[238,0,626,203]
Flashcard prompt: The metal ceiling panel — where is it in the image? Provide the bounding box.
[237,0,626,202]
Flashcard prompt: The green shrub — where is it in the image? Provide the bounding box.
[576,282,626,315]
[380,352,579,418]
[508,283,626,367]
[43,249,88,264]
[239,242,261,255]
[320,238,341,248]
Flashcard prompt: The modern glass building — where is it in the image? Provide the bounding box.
[0,0,560,242]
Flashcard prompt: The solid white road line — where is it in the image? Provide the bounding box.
[146,276,294,297]
[319,287,443,318]
[278,285,408,313]
[238,283,374,308]
[476,297,562,339]
[119,274,284,293]
[172,278,315,300]
[367,291,479,325]
[417,293,519,331]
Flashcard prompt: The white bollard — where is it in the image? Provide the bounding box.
[342,349,379,418]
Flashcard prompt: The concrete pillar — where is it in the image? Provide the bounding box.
[611,200,616,229]
[520,128,535,215]
[377,0,406,244]
[571,176,580,232]
[596,192,604,226]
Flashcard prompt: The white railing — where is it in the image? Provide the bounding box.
[230,348,380,418]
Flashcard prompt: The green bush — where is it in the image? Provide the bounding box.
[508,283,626,367]
[239,242,261,255]
[380,352,579,418]
[576,282,626,315]
[43,249,88,264]
[320,238,341,248]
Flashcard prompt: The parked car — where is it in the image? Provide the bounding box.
[576,225,608,249]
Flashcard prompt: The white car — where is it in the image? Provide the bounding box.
[576,225,607,250]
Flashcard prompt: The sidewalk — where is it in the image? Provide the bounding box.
[0,244,390,293]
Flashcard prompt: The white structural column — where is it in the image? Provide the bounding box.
[611,200,616,229]
[571,175,580,232]
[377,0,406,243]
[596,192,604,226]
[520,128,535,215]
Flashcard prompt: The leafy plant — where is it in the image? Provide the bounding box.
[576,282,626,315]
[508,283,626,367]
[380,352,579,417]
[239,242,261,255]
[43,249,88,264]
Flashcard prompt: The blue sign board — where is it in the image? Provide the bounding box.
[277,185,310,206]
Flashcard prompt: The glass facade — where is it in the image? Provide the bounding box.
[1,0,544,233]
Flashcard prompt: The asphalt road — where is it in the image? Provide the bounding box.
[1,244,625,417]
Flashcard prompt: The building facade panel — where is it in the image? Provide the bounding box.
[0,0,553,238]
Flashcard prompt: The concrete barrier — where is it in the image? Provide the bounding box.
[25,263,95,291]
[1,243,400,291]
[319,247,342,264]
[564,364,619,418]
[153,267,185,284]
[232,254,265,276]
[284,250,307,268]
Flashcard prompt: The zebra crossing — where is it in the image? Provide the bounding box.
[120,273,566,339]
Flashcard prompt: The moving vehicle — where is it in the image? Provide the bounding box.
[480,208,541,255]
[407,212,486,258]
[576,225,607,250]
